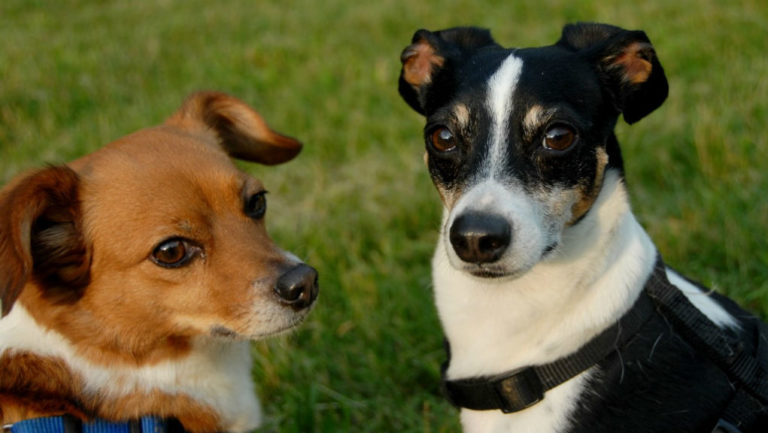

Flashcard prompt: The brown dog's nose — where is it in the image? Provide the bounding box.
[449,212,511,264]
[274,264,319,310]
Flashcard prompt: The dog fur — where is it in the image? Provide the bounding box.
[0,92,318,433]
[399,23,763,433]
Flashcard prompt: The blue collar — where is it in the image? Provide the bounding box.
[3,416,178,433]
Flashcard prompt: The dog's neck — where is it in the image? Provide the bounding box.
[434,170,658,379]
[0,304,261,432]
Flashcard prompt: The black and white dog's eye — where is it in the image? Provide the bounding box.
[429,127,457,152]
[245,191,268,220]
[543,125,577,151]
[151,238,198,268]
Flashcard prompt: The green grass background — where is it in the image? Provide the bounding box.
[1,1,766,431]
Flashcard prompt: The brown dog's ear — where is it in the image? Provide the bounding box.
[165,91,302,165]
[399,27,501,115]
[558,22,668,124]
[0,166,90,316]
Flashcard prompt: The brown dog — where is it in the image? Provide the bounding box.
[0,92,318,433]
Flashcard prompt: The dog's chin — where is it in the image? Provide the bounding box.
[448,258,527,281]
[210,310,312,341]
[249,324,301,340]
[464,266,514,279]
[449,243,559,281]
[462,266,523,281]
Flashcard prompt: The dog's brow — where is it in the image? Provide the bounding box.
[240,176,265,196]
[523,105,553,139]
[168,217,210,240]
[452,103,471,129]
[177,219,194,233]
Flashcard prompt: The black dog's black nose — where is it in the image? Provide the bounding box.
[449,213,511,264]
[274,264,319,310]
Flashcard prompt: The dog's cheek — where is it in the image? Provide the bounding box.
[427,156,468,206]
[568,147,609,224]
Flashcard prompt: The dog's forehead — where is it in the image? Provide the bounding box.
[74,127,258,244]
[91,129,246,194]
[424,45,611,206]
[71,126,234,174]
[449,46,602,121]
[514,46,603,104]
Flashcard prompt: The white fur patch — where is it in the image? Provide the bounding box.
[437,171,655,375]
[666,269,739,329]
[435,171,658,432]
[486,54,523,179]
[434,169,740,432]
[0,305,261,432]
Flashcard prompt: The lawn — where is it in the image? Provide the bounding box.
[1,1,766,432]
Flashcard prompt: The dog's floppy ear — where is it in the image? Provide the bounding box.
[0,166,90,316]
[166,91,302,165]
[558,22,668,124]
[399,27,501,115]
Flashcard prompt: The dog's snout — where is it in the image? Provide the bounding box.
[449,213,511,264]
[274,264,319,310]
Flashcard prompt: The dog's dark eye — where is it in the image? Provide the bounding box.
[151,238,197,268]
[245,191,268,220]
[429,127,457,152]
[543,125,577,151]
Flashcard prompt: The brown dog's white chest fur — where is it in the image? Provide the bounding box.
[0,92,317,432]
[1,305,257,430]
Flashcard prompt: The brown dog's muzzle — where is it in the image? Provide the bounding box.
[274,264,319,310]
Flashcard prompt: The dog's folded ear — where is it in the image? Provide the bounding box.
[558,22,668,124]
[399,27,501,115]
[0,166,90,316]
[166,91,302,165]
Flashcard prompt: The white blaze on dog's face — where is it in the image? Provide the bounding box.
[0,92,317,366]
[399,25,667,280]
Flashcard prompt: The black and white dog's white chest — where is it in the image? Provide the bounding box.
[398,23,768,433]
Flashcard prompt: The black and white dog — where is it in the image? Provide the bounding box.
[398,23,767,433]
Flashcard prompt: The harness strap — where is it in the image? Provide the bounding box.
[3,416,182,433]
[442,285,657,413]
[644,261,768,430]
[442,255,768,431]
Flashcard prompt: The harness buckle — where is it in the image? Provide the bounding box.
[494,368,544,413]
[712,419,743,433]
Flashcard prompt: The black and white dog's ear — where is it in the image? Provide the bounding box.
[558,22,668,124]
[399,27,500,115]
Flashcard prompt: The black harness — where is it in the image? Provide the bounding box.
[442,257,768,432]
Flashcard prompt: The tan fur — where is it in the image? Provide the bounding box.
[453,103,470,130]
[606,42,654,85]
[569,147,609,224]
[402,38,445,88]
[0,353,88,423]
[522,105,559,141]
[0,92,310,431]
[522,105,545,139]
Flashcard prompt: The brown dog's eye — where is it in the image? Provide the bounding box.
[543,125,577,151]
[245,191,268,220]
[151,238,196,268]
[429,127,457,152]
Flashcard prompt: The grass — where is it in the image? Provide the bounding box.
[1,0,766,431]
